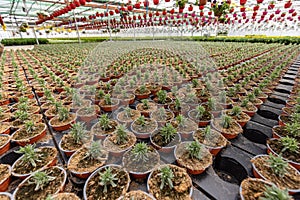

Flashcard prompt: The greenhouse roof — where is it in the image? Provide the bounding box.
[0,0,299,31]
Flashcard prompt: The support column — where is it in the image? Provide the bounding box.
[73,10,81,44]
[32,27,39,45]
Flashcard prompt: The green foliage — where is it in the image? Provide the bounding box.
[195,105,206,119]
[266,154,288,177]
[58,107,69,121]
[1,38,49,46]
[136,115,146,126]
[141,99,149,109]
[159,166,174,190]
[186,141,203,160]
[157,90,167,104]
[131,142,150,162]
[115,125,128,145]
[160,123,177,144]
[15,144,41,167]
[284,123,300,138]
[25,120,36,133]
[99,167,118,193]
[230,106,242,116]
[104,94,112,105]
[99,114,111,131]
[85,141,106,160]
[259,185,291,200]
[70,122,87,144]
[280,137,299,153]
[28,171,55,191]
[220,115,232,129]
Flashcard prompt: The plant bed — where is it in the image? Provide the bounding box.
[147,164,193,200]
[12,166,67,200]
[83,164,130,200]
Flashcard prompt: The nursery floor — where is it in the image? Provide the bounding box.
[1,43,300,200]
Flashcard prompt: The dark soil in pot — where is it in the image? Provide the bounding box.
[151,132,180,148]
[267,139,300,163]
[14,167,65,200]
[84,165,130,200]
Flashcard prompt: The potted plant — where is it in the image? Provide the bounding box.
[174,141,212,175]
[272,122,300,140]
[0,107,10,123]
[103,125,137,157]
[49,106,76,131]
[0,192,12,200]
[168,98,190,117]
[83,164,130,200]
[147,164,193,200]
[205,97,223,118]
[171,114,198,139]
[68,140,109,179]
[131,115,158,139]
[46,193,81,200]
[251,154,300,194]
[246,93,263,109]
[99,94,119,112]
[11,120,47,146]
[0,134,10,156]
[91,114,119,139]
[212,115,243,139]
[117,190,155,200]
[136,99,158,117]
[267,137,299,169]
[240,178,292,200]
[116,107,141,127]
[150,107,174,127]
[76,105,100,123]
[12,145,58,179]
[193,126,227,156]
[59,122,92,156]
[122,142,160,179]
[0,122,10,135]
[117,91,135,106]
[13,166,67,200]
[188,105,212,127]
[224,106,251,127]
[235,98,257,117]
[0,164,11,192]
[153,90,172,108]
[150,123,181,153]
[134,84,151,100]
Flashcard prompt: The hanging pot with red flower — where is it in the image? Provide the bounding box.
[199,5,204,10]
[70,3,76,9]
[281,12,286,17]
[155,11,160,16]
[240,7,245,12]
[153,0,159,5]
[240,0,247,6]
[143,0,149,7]
[115,9,120,14]
[127,4,133,11]
[135,2,141,9]
[284,1,292,9]
[188,5,193,11]
[288,8,295,14]
[229,7,234,13]
[162,9,167,15]
[256,0,263,3]
[200,11,204,16]
[109,10,114,15]
[253,5,259,11]
[275,9,281,15]
[262,9,267,15]
[208,10,212,15]
[268,1,275,9]
[292,12,297,17]
[149,12,153,17]
[79,0,86,5]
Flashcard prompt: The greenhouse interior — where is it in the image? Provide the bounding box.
[0,0,300,199]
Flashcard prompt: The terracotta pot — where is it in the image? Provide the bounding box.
[267,138,300,170]
[83,164,130,200]
[12,166,67,199]
[0,165,11,192]
[0,134,10,156]
[11,124,47,146]
[49,113,76,132]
